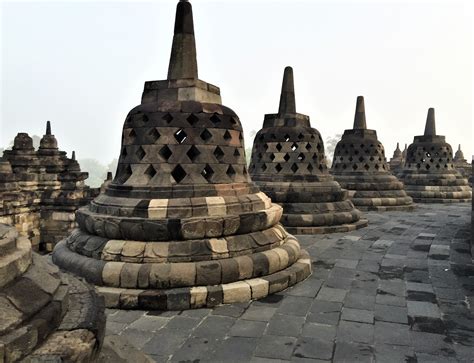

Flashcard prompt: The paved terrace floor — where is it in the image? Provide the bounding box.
[103,203,473,363]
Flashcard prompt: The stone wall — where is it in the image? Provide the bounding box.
[0,124,99,252]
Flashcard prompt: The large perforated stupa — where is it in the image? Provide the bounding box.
[52,0,311,310]
[249,67,367,234]
[331,96,414,211]
[398,108,472,202]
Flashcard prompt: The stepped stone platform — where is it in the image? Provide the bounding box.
[103,203,473,362]
[249,67,367,235]
[398,108,472,203]
[331,96,415,211]
[52,0,311,310]
[0,223,105,362]
[1,123,96,252]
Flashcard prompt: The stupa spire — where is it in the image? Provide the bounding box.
[424,108,436,136]
[396,142,400,151]
[353,96,367,129]
[278,66,296,115]
[167,0,198,80]
[46,121,51,135]
[72,151,76,160]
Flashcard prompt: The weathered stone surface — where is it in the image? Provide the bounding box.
[0,224,105,362]
[0,124,98,252]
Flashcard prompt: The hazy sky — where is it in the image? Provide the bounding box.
[1,0,472,165]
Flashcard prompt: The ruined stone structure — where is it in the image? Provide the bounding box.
[52,0,311,310]
[389,142,405,172]
[0,223,104,362]
[331,96,414,211]
[398,108,472,202]
[0,123,97,252]
[453,144,471,182]
[249,67,367,234]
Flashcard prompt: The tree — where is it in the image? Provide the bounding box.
[325,134,342,165]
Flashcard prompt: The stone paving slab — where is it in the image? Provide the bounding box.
[105,203,473,362]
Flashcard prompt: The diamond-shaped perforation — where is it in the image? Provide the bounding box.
[230,116,238,125]
[276,143,282,151]
[210,113,221,124]
[136,146,146,160]
[187,146,201,162]
[144,165,156,178]
[174,129,187,144]
[159,145,172,161]
[121,147,128,158]
[307,164,314,172]
[213,146,225,161]
[291,163,298,173]
[275,163,283,172]
[223,130,232,141]
[291,143,298,151]
[297,153,305,161]
[270,153,275,161]
[201,164,214,181]
[118,164,132,184]
[284,153,290,162]
[226,165,236,179]
[234,149,240,157]
[162,113,173,124]
[261,164,267,171]
[187,113,199,126]
[284,134,291,142]
[171,165,186,183]
[129,129,137,141]
[263,144,269,151]
[305,143,312,151]
[200,129,212,142]
[148,128,161,142]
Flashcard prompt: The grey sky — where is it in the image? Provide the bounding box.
[1,0,472,164]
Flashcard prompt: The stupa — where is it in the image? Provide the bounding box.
[52,0,311,310]
[389,142,404,172]
[249,67,367,234]
[0,223,104,362]
[398,108,472,202]
[1,123,96,251]
[331,96,414,211]
[453,144,471,181]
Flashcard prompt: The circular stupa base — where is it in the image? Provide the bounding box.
[355,204,416,212]
[285,218,368,235]
[0,225,105,363]
[75,251,311,310]
[411,198,472,204]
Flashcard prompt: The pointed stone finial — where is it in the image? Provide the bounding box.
[353,96,367,129]
[458,144,461,151]
[278,66,296,115]
[167,0,198,80]
[396,142,400,151]
[424,108,436,136]
[107,171,113,181]
[46,121,51,135]
[72,151,76,160]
